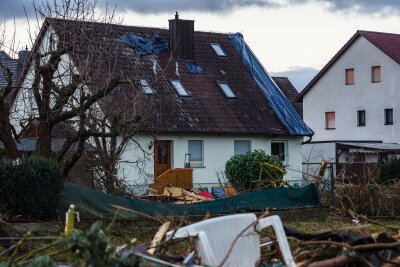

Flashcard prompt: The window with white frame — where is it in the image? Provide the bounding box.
[188,140,203,167]
[210,43,227,57]
[234,140,251,155]
[170,79,189,96]
[271,141,287,162]
[140,79,156,94]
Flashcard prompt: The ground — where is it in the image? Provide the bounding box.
[1,213,400,264]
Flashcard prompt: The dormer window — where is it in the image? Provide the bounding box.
[170,79,189,96]
[217,81,236,98]
[140,79,156,94]
[210,43,226,57]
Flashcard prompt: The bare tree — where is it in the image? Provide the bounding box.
[0,0,176,193]
[0,19,20,159]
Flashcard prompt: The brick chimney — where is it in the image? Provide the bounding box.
[169,12,195,60]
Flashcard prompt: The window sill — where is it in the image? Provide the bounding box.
[371,81,381,83]
[325,128,336,130]
[189,163,206,168]
[345,83,354,85]
[384,123,393,125]
[357,125,366,127]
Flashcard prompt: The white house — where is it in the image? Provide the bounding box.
[14,15,312,192]
[297,30,400,174]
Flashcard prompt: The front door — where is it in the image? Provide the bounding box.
[154,140,171,178]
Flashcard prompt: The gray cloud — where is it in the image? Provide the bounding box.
[101,0,400,15]
[311,0,400,13]
[1,0,400,20]
[271,66,319,92]
[0,1,32,20]
[100,0,281,14]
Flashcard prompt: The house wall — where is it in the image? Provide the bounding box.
[303,36,400,143]
[119,133,303,193]
[11,26,80,133]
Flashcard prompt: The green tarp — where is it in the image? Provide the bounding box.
[59,183,320,219]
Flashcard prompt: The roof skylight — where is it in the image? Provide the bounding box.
[217,81,236,98]
[170,79,189,96]
[140,79,156,94]
[210,43,227,57]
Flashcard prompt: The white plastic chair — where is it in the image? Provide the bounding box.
[165,213,295,267]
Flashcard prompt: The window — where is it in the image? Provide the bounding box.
[371,66,381,83]
[352,153,366,163]
[357,110,366,126]
[188,140,203,167]
[210,43,227,57]
[325,112,335,129]
[385,108,393,125]
[345,68,354,85]
[140,79,155,94]
[170,79,189,96]
[234,140,251,155]
[217,81,236,98]
[271,141,286,161]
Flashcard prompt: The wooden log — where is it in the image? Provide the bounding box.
[147,221,171,255]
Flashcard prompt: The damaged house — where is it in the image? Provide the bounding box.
[13,14,312,192]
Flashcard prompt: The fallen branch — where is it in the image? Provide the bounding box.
[147,221,171,255]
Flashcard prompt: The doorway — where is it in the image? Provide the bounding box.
[154,140,171,177]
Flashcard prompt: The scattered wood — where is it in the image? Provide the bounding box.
[146,185,211,204]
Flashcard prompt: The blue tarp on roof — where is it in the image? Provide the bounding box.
[121,34,169,56]
[184,61,204,74]
[228,33,314,136]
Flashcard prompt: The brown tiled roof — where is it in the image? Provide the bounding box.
[27,18,291,135]
[297,30,400,101]
[360,31,400,65]
[272,77,302,117]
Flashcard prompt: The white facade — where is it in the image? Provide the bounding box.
[302,35,400,163]
[119,133,303,192]
[303,36,400,144]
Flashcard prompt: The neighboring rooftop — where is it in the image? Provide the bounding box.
[272,77,302,117]
[0,50,29,87]
[297,30,400,101]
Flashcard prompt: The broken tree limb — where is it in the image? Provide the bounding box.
[147,221,171,255]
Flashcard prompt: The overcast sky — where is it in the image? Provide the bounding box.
[2,0,400,91]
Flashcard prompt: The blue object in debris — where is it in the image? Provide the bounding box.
[228,33,314,136]
[121,34,169,56]
[212,187,225,199]
[184,61,204,74]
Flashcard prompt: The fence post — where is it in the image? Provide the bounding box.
[329,164,335,206]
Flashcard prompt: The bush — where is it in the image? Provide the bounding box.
[0,156,64,219]
[378,157,400,184]
[224,150,286,192]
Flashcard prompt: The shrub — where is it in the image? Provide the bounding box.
[378,157,400,184]
[224,150,286,192]
[0,156,64,219]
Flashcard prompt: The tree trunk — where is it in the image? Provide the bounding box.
[34,121,53,158]
[0,108,18,159]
